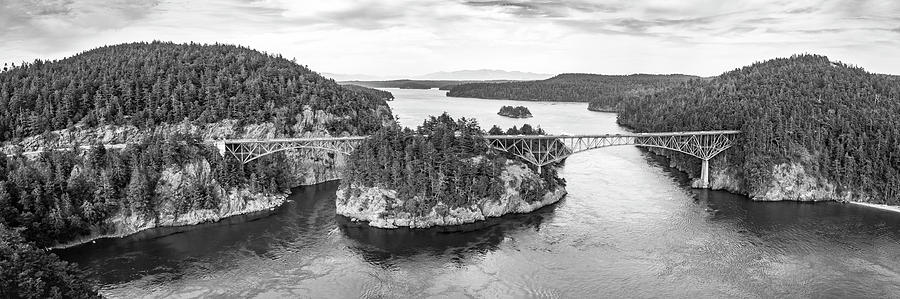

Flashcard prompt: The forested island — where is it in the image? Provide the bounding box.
[0,42,394,293]
[446,74,697,108]
[336,113,566,228]
[497,105,533,118]
[618,54,900,205]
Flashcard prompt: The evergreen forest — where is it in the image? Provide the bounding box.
[0,41,390,141]
[618,54,900,204]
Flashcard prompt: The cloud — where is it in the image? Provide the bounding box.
[0,0,161,53]
[1,0,899,76]
[461,0,622,18]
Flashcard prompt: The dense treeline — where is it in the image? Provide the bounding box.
[341,113,563,216]
[618,54,900,204]
[497,105,532,118]
[0,134,291,248]
[0,224,100,298]
[447,74,697,104]
[0,41,389,141]
[341,84,395,101]
[487,123,546,136]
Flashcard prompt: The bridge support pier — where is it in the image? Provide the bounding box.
[699,158,710,189]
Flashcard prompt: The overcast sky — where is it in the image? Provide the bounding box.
[2,0,898,77]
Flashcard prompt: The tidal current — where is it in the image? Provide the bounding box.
[58,89,900,298]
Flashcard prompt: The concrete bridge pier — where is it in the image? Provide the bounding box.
[699,158,710,189]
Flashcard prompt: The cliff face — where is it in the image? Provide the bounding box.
[651,149,870,203]
[749,163,866,202]
[335,160,566,228]
[53,160,287,248]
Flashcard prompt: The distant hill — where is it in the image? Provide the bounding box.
[618,54,900,204]
[341,79,513,90]
[325,69,551,81]
[323,73,391,81]
[446,73,698,103]
[416,69,551,81]
[0,41,390,140]
[341,84,395,101]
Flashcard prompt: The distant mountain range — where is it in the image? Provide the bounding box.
[324,69,552,81]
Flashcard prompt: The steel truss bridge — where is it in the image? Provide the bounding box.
[7,130,741,189]
[214,130,740,188]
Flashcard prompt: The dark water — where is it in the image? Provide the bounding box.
[57,89,900,298]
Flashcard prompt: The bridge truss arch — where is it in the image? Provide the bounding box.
[484,130,741,188]
[484,131,741,167]
[216,136,367,164]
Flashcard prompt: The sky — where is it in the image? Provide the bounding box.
[1,0,899,78]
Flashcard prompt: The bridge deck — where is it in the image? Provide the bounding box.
[219,136,369,143]
[482,130,742,139]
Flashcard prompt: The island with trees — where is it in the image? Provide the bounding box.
[497,105,533,118]
[0,41,396,293]
[336,113,566,228]
[618,54,900,205]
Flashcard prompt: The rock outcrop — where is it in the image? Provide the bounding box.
[335,160,566,228]
[52,160,287,248]
[650,148,871,203]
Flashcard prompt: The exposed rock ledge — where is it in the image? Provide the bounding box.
[51,160,288,249]
[650,148,875,204]
[335,161,567,228]
[54,189,286,249]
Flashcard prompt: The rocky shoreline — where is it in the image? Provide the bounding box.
[646,148,884,207]
[51,188,288,249]
[335,161,567,229]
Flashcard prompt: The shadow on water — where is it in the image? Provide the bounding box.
[641,147,900,260]
[55,180,564,285]
[54,181,344,285]
[337,199,562,267]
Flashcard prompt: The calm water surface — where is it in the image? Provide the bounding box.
[58,89,900,298]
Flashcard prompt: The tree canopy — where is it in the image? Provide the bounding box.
[0,224,100,298]
[0,41,390,141]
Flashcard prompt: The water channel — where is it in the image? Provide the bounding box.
[58,88,900,298]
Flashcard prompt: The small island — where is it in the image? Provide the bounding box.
[336,113,566,228]
[498,105,533,118]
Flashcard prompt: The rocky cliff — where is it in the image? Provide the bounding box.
[650,148,870,203]
[335,160,566,228]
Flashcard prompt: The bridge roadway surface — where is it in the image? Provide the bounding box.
[8,130,741,188]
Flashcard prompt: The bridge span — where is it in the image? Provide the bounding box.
[5,131,740,189]
[215,130,741,189]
